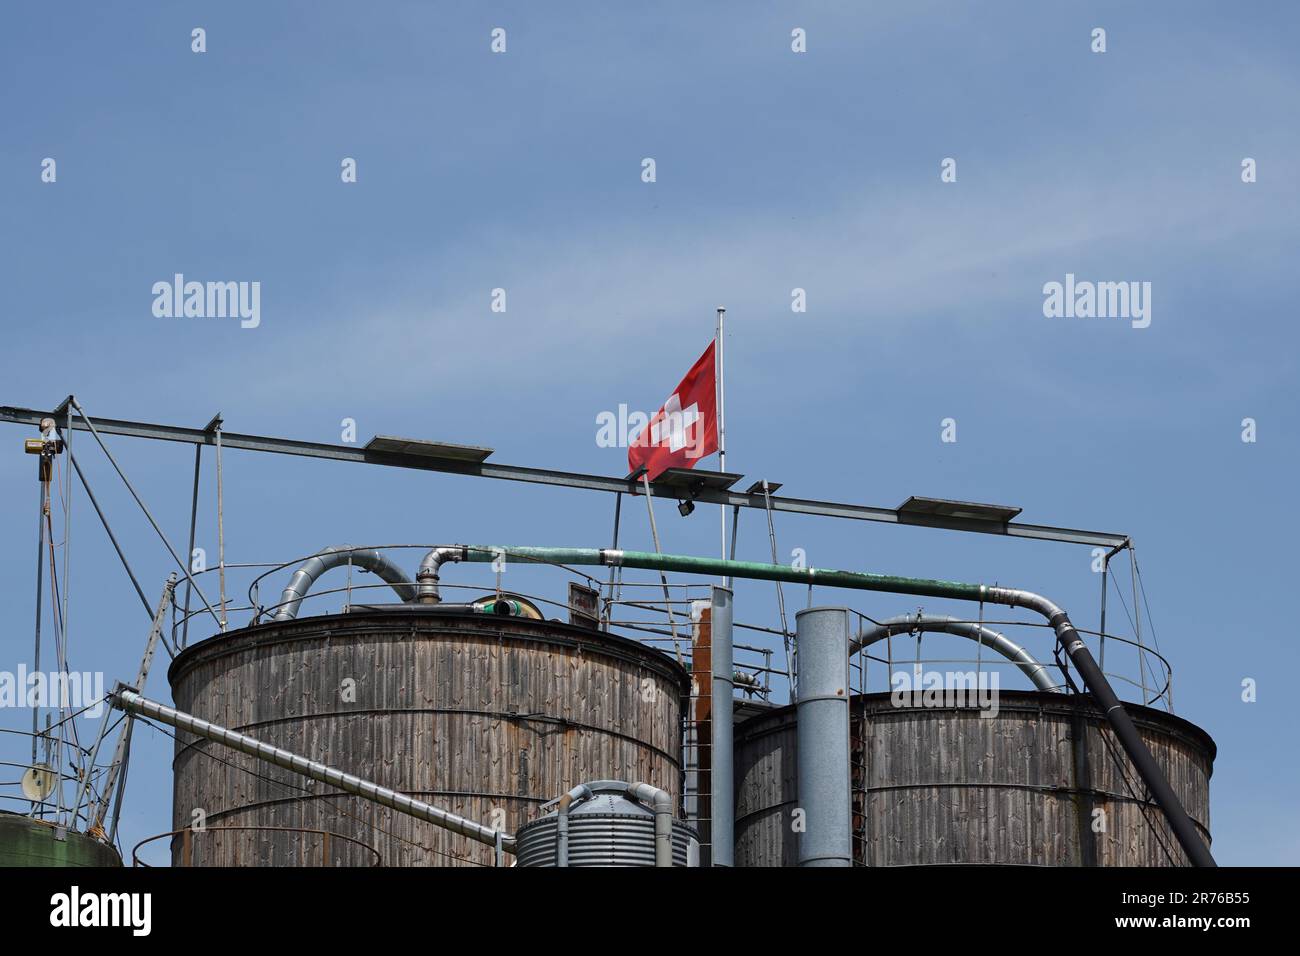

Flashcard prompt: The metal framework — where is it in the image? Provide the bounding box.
[6,397,1181,865]
[0,404,1128,548]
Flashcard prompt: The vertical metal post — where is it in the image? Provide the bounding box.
[728,503,740,560]
[40,715,52,819]
[1098,552,1109,673]
[181,443,203,650]
[604,492,622,628]
[214,418,228,633]
[762,480,795,698]
[709,585,733,866]
[1131,547,1148,705]
[60,404,72,674]
[53,702,65,825]
[715,307,727,583]
[31,476,47,764]
[796,606,852,867]
[106,730,131,845]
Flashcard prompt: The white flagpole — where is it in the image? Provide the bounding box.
[716,306,727,582]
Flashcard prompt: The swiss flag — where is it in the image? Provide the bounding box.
[628,341,719,481]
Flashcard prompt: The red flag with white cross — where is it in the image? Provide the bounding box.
[627,341,719,481]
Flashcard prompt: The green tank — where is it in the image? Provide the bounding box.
[0,811,122,867]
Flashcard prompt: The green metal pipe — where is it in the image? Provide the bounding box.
[460,546,985,602]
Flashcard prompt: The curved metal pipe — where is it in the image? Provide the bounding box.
[273,546,415,621]
[416,546,470,604]
[852,614,1062,693]
[555,783,590,868]
[554,780,673,867]
[628,781,674,868]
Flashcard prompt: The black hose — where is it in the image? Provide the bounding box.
[1052,611,1216,867]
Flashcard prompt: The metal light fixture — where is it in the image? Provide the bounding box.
[365,435,495,463]
[897,496,1022,523]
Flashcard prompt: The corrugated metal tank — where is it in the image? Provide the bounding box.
[0,812,122,867]
[167,610,686,866]
[515,788,698,866]
[734,690,1214,867]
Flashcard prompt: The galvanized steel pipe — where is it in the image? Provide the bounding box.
[795,607,853,867]
[108,684,514,853]
[555,783,590,867]
[273,545,416,621]
[629,781,675,868]
[415,545,470,603]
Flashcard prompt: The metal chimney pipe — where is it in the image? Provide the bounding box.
[796,607,852,867]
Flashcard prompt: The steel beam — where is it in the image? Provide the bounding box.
[0,405,1127,548]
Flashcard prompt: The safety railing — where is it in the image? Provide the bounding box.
[167,544,778,689]
[845,610,1173,709]
[0,726,114,831]
[131,825,381,867]
[164,544,1171,712]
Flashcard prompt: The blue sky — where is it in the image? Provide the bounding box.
[1,2,1296,865]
